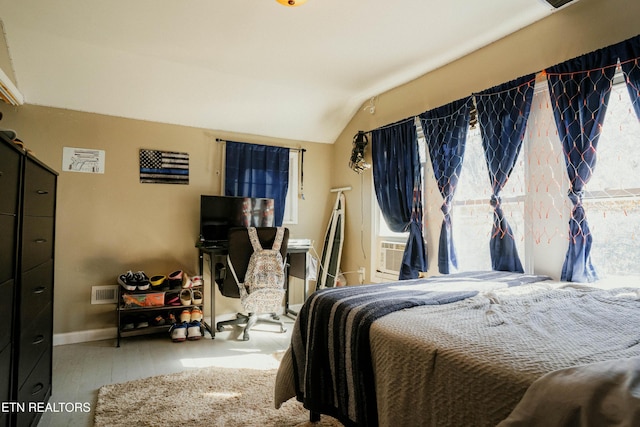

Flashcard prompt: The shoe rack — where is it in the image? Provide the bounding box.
[115,274,205,347]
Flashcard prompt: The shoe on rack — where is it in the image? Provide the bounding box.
[187,321,203,340]
[191,275,203,287]
[150,275,166,289]
[182,272,192,289]
[134,271,151,291]
[168,313,177,325]
[121,316,135,330]
[165,292,181,306]
[118,271,136,291]
[152,314,166,326]
[192,289,203,305]
[180,308,192,323]
[168,270,183,289]
[135,316,149,329]
[169,322,188,342]
[190,307,203,322]
[180,289,192,306]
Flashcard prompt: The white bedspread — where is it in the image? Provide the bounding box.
[276,283,640,426]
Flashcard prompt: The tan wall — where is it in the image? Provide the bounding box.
[0,104,333,336]
[330,0,640,283]
[1,0,639,339]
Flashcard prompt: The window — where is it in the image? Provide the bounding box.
[450,75,640,278]
[580,77,640,277]
[450,125,525,271]
[372,70,640,281]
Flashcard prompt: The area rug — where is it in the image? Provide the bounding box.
[94,366,342,427]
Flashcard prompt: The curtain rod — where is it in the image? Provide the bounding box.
[215,138,307,153]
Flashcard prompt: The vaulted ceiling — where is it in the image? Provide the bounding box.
[0,0,571,143]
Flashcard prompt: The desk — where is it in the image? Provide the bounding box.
[197,243,310,338]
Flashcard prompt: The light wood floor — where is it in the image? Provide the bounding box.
[37,316,296,427]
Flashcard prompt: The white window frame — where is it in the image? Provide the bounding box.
[282,150,299,224]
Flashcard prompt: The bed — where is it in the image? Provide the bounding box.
[274,271,640,426]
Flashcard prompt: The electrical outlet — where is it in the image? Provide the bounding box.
[358,267,365,284]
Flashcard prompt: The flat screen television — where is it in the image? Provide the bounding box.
[199,195,275,245]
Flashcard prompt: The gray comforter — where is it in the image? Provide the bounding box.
[276,282,640,426]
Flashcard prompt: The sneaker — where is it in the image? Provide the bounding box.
[190,307,203,322]
[118,271,136,291]
[152,314,166,326]
[169,322,188,342]
[121,316,135,330]
[134,271,150,290]
[167,313,177,325]
[187,321,203,340]
[150,275,166,289]
[182,272,193,289]
[165,292,181,306]
[191,275,203,287]
[135,316,149,328]
[180,289,192,306]
[192,289,203,305]
[180,308,191,323]
[168,270,183,289]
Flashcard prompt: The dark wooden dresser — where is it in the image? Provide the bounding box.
[0,132,57,427]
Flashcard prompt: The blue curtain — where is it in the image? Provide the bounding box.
[419,98,472,274]
[614,35,640,119]
[225,141,290,226]
[475,75,535,273]
[546,47,618,282]
[371,119,427,279]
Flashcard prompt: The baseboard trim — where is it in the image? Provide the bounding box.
[53,327,117,346]
[53,317,215,346]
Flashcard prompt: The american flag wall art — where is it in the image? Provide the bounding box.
[139,149,189,184]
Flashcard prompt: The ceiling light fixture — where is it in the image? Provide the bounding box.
[276,0,307,6]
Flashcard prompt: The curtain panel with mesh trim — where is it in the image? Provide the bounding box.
[546,47,620,282]
[225,141,290,226]
[475,74,536,273]
[614,35,640,119]
[420,97,472,274]
[371,119,428,279]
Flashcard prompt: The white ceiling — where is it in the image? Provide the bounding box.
[0,0,563,144]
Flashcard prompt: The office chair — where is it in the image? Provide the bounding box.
[215,226,289,341]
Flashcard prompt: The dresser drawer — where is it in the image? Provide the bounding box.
[18,304,52,386]
[20,216,55,272]
[0,141,21,215]
[23,159,56,217]
[19,260,53,331]
[0,214,17,283]
[16,348,52,427]
[0,280,13,348]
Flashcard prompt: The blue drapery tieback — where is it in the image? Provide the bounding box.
[420,97,471,274]
[372,119,428,279]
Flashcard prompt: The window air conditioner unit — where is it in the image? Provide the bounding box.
[378,241,406,275]
[0,67,24,106]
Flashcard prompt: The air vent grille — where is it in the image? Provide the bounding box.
[91,285,119,304]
